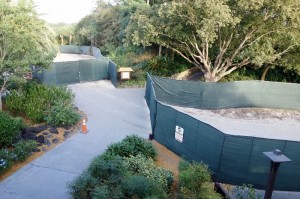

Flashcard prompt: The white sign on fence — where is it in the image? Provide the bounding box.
[175,125,184,143]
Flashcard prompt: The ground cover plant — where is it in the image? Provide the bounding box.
[178,160,222,199]
[69,135,173,199]
[5,81,80,125]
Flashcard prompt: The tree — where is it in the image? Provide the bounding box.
[50,23,76,45]
[127,0,300,82]
[0,0,57,110]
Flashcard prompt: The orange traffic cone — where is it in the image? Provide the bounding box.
[81,118,88,134]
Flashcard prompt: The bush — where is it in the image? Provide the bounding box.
[69,155,127,199]
[68,171,98,199]
[106,135,156,159]
[178,160,221,199]
[0,111,24,147]
[122,175,167,199]
[124,154,173,192]
[87,155,127,186]
[145,56,190,77]
[45,103,81,126]
[13,140,37,161]
[0,149,14,174]
[6,81,76,123]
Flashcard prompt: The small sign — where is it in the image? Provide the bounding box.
[121,71,130,79]
[175,125,184,143]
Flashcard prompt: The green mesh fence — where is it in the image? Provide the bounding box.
[145,74,300,191]
[151,75,300,110]
[108,60,118,87]
[34,46,117,85]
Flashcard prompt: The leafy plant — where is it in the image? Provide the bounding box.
[13,140,37,161]
[121,175,167,199]
[145,56,190,77]
[68,171,99,199]
[178,160,221,199]
[0,149,13,174]
[232,184,262,199]
[45,103,80,126]
[6,81,76,123]
[0,111,24,147]
[124,154,173,192]
[106,135,156,159]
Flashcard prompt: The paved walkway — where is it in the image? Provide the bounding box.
[0,82,151,199]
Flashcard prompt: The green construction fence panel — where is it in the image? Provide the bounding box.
[42,64,57,84]
[55,61,80,84]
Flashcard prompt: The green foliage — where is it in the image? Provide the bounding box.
[124,154,173,192]
[0,0,57,93]
[0,140,37,174]
[0,111,24,147]
[6,81,78,125]
[106,135,156,159]
[127,0,300,82]
[87,155,128,186]
[219,68,259,82]
[145,56,190,77]
[178,160,221,199]
[69,135,172,198]
[45,103,81,126]
[121,175,167,199]
[68,171,99,199]
[0,149,13,173]
[13,140,37,161]
[231,184,262,199]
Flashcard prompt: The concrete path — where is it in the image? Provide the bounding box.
[0,82,151,199]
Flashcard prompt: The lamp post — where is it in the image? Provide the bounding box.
[263,149,291,199]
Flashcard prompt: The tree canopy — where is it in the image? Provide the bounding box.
[0,0,57,109]
[126,0,300,82]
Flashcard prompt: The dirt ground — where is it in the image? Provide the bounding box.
[152,140,182,198]
[210,107,300,121]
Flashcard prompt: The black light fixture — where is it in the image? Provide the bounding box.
[263,149,291,199]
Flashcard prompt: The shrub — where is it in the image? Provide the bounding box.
[122,175,167,199]
[69,155,127,199]
[178,160,221,199]
[124,154,173,192]
[87,155,127,186]
[45,103,81,126]
[6,81,76,123]
[106,135,156,159]
[68,171,98,199]
[0,111,24,147]
[145,56,190,77]
[0,149,14,174]
[13,140,37,161]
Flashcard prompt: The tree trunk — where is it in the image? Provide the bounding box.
[146,0,150,5]
[0,97,2,111]
[261,65,271,81]
[69,34,73,45]
[60,34,64,45]
[204,72,218,82]
[171,49,175,61]
[158,45,162,57]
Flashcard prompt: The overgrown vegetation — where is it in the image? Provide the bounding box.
[71,0,300,84]
[6,81,80,125]
[105,134,156,159]
[0,140,37,174]
[0,80,79,175]
[69,135,172,199]
[178,160,222,199]
[0,111,25,147]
